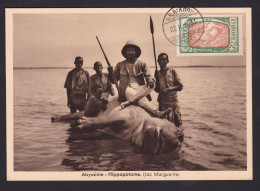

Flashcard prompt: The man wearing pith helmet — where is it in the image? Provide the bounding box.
[108,40,171,118]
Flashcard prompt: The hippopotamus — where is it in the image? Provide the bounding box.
[52,96,184,154]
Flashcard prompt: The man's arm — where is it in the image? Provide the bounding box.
[108,62,120,84]
[142,62,155,88]
[154,70,160,93]
[66,89,72,108]
[105,73,115,96]
[108,83,115,96]
[85,70,90,96]
[160,86,179,94]
[64,71,72,108]
[88,76,95,97]
[159,69,183,93]
[173,70,183,91]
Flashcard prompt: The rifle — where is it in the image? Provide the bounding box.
[96,36,122,98]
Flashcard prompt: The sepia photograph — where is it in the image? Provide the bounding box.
[6,8,252,180]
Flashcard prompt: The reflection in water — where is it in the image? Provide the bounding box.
[62,124,117,171]
[61,124,207,171]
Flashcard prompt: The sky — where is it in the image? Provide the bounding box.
[12,9,246,68]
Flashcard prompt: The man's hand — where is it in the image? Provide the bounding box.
[154,70,159,80]
[161,86,178,94]
[161,88,169,94]
[120,100,131,109]
[147,78,155,89]
[101,98,109,105]
[107,66,113,73]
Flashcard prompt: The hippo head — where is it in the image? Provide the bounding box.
[141,118,184,154]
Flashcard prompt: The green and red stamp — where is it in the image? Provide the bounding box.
[162,8,243,55]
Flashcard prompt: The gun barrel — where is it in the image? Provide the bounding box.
[96,36,111,67]
[96,36,122,98]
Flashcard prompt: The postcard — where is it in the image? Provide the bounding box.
[6,8,252,180]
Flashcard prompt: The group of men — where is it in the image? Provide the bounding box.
[64,41,183,127]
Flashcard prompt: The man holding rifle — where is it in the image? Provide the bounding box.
[108,41,171,118]
[89,61,115,99]
[83,61,115,117]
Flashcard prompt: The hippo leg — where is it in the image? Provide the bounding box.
[77,112,127,129]
[51,111,85,122]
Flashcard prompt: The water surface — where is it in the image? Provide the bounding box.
[13,67,247,171]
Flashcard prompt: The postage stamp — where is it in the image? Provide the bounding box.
[5,8,251,181]
[177,15,243,55]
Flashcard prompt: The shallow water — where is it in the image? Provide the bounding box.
[13,67,247,171]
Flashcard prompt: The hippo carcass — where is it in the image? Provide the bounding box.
[52,96,184,154]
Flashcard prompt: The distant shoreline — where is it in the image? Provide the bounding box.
[14,65,246,69]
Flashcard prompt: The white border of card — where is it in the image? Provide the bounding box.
[6,8,252,180]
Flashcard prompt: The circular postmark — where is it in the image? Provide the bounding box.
[162,8,205,47]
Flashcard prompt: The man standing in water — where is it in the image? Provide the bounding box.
[64,56,90,113]
[154,53,183,127]
[108,41,171,118]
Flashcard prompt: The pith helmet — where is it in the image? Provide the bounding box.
[121,40,141,58]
